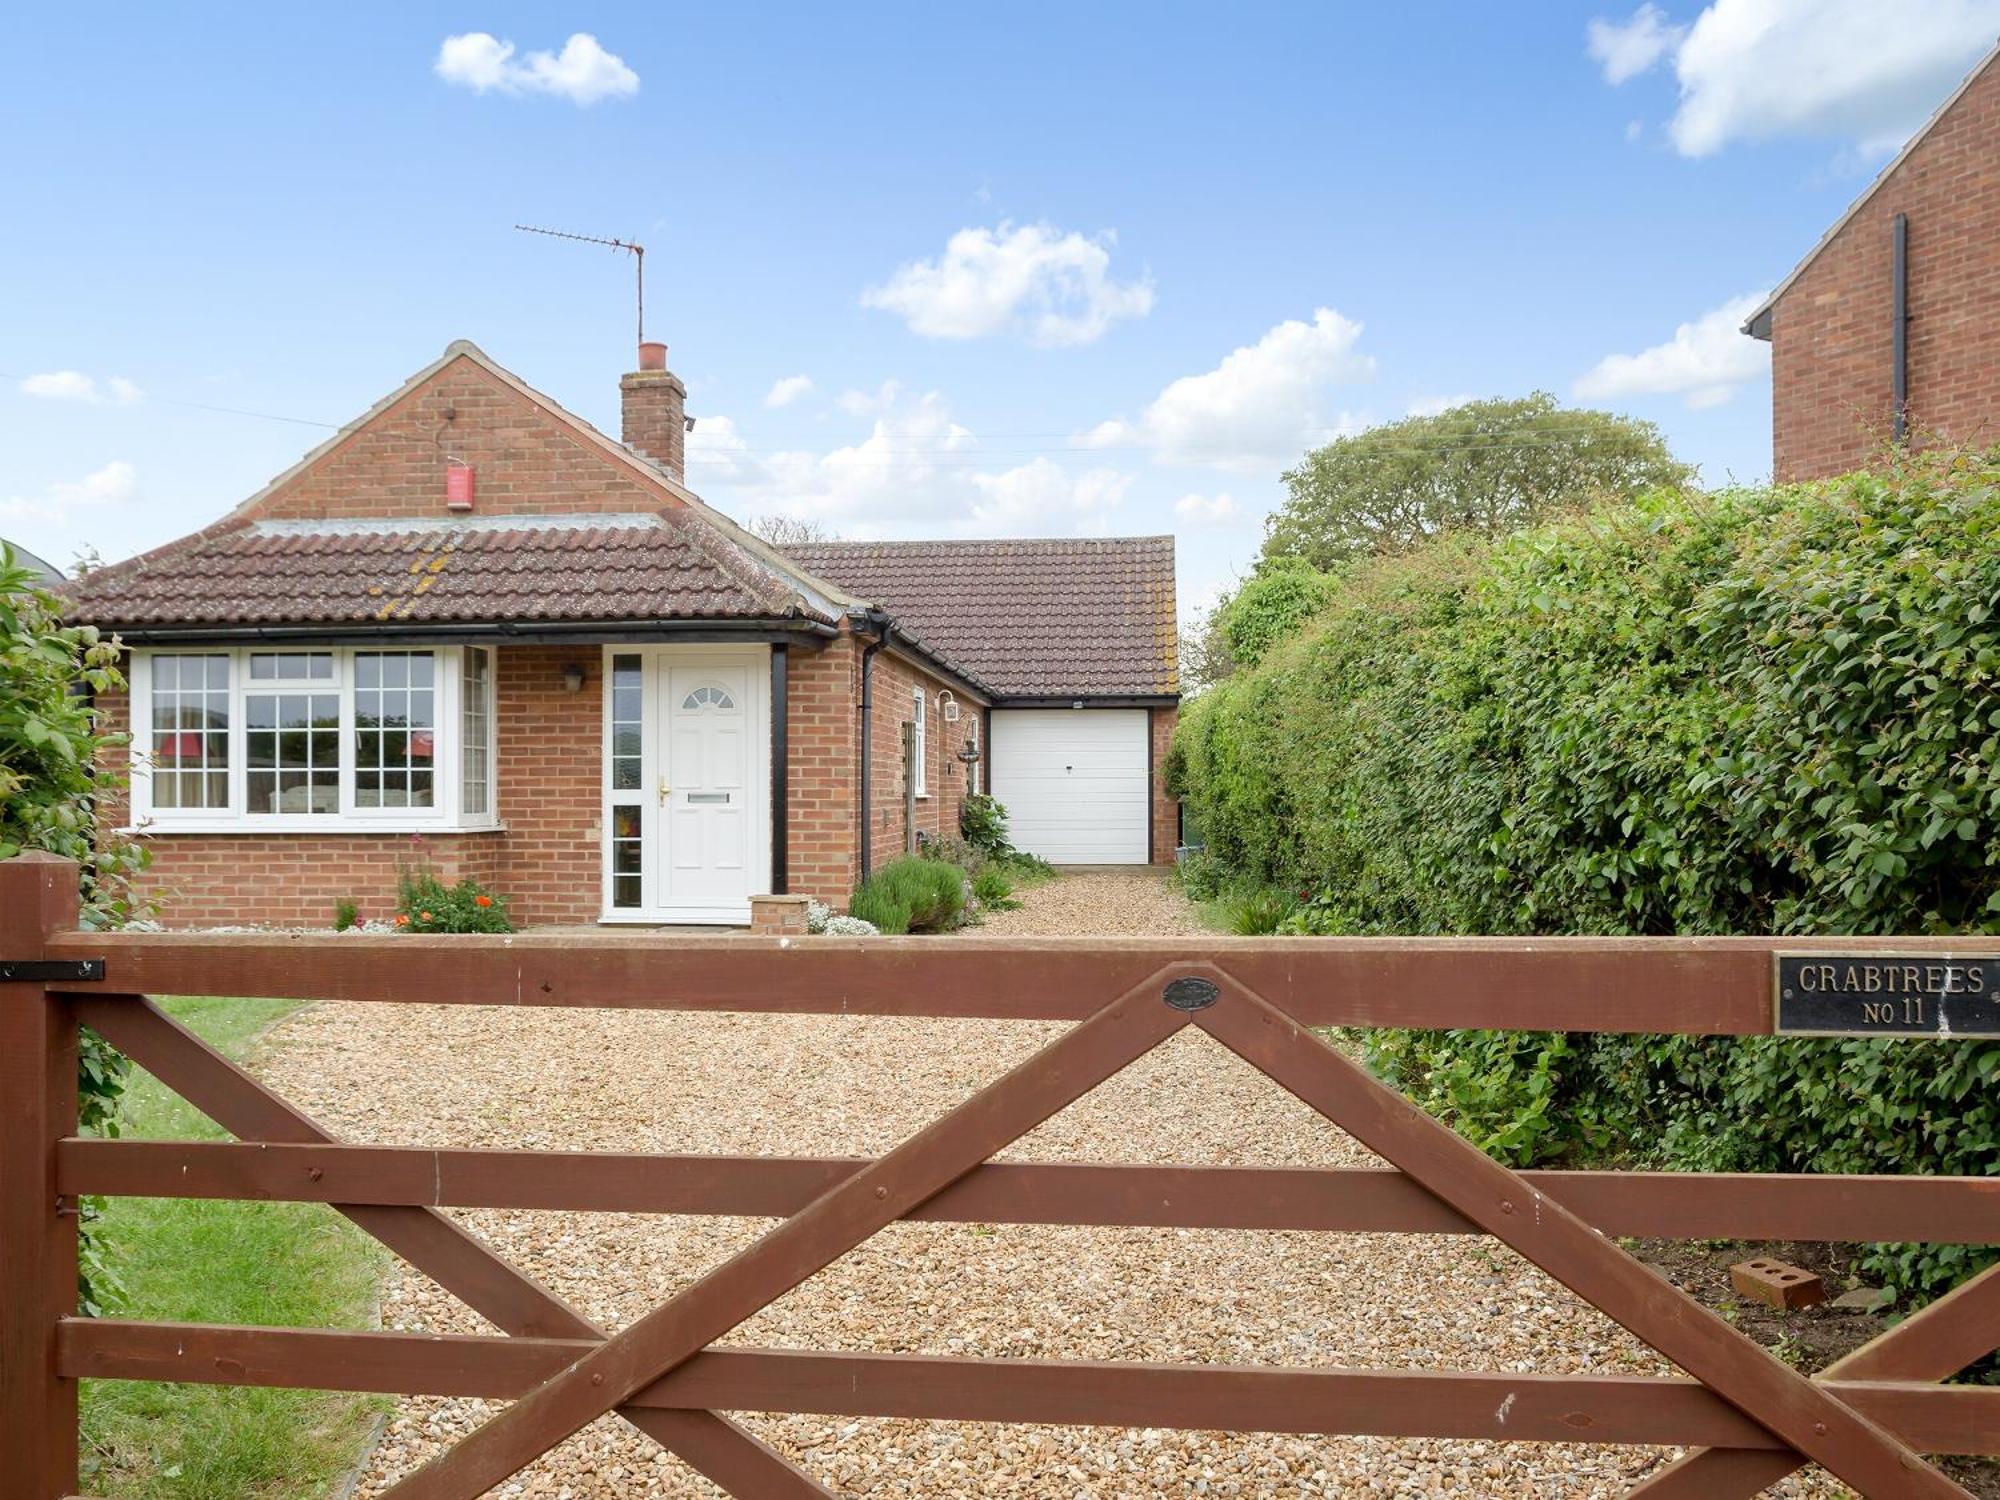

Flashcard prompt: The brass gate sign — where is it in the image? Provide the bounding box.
[1774,954,2000,1037]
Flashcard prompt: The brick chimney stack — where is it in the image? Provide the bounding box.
[620,341,686,480]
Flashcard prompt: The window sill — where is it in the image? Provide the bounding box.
[122,821,509,837]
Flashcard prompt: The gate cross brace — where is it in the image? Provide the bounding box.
[378,966,1968,1500]
[72,995,833,1499]
[1187,981,1970,1500]
[377,968,1197,1497]
[1629,1259,2000,1496]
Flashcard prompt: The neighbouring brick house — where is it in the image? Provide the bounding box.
[62,341,1178,927]
[1746,40,2000,480]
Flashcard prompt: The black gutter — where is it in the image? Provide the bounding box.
[770,645,789,894]
[856,610,893,882]
[98,618,838,648]
[1892,212,1910,444]
[988,693,1180,709]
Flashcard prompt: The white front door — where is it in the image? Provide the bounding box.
[660,661,751,911]
[601,646,769,924]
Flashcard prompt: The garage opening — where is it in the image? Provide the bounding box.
[988,708,1149,864]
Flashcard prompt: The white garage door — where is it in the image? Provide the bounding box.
[989,709,1149,865]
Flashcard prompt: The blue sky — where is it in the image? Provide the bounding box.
[4,3,1997,621]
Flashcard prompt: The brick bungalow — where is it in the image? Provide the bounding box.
[62,341,1178,928]
[1745,39,1999,480]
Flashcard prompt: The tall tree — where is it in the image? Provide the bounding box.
[1262,393,1691,570]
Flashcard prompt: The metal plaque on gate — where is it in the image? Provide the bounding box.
[1774,954,2000,1037]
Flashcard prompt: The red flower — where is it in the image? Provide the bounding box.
[474,894,493,908]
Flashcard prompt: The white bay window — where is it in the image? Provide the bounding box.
[129,645,497,831]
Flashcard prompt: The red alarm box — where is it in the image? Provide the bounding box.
[446,462,475,511]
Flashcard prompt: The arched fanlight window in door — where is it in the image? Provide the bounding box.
[679,683,737,712]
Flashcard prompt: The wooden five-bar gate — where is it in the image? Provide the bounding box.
[4,849,1998,1497]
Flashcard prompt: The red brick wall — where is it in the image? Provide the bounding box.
[99,645,601,928]
[100,636,1171,924]
[785,636,860,902]
[492,645,601,925]
[1770,57,2000,480]
[1150,705,1180,864]
[861,649,978,878]
[245,354,683,523]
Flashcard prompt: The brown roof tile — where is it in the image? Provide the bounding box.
[63,513,829,630]
[788,536,1178,699]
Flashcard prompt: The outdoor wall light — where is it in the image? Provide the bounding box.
[562,663,586,693]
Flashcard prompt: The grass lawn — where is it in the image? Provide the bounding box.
[80,996,387,1499]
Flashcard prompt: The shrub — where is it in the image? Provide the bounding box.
[849,856,966,935]
[958,794,1015,858]
[394,864,514,934]
[2,544,149,1314]
[333,897,359,932]
[971,864,1021,910]
[1223,886,1297,935]
[823,914,879,936]
[918,832,986,872]
[1172,449,2000,1298]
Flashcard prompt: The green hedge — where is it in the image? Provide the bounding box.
[1175,451,2000,1296]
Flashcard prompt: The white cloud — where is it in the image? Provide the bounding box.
[969,460,1131,533]
[689,387,974,531]
[1588,1,2000,157]
[1588,4,1687,84]
[1,460,139,524]
[1173,492,1242,525]
[20,371,143,404]
[764,375,814,409]
[1575,291,1771,409]
[836,381,902,419]
[435,32,639,105]
[861,222,1155,346]
[687,389,1139,538]
[684,414,756,482]
[1084,307,1375,473]
[1405,393,1475,418]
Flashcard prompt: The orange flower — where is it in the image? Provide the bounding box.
[393,913,410,927]
[419,910,434,922]
[474,894,493,908]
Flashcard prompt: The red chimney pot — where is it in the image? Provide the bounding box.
[637,341,668,371]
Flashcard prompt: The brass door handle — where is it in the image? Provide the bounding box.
[657,777,670,805]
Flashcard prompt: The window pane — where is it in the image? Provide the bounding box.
[242,688,339,814]
[148,654,232,809]
[352,652,436,809]
[608,654,643,798]
[461,648,492,817]
[610,801,643,908]
[248,652,332,683]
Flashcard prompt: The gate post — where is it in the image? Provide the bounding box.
[0,852,84,1496]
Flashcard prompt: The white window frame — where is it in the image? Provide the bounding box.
[126,644,502,834]
[459,645,497,821]
[911,685,928,798]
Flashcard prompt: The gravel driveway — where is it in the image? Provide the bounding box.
[250,873,1845,1498]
